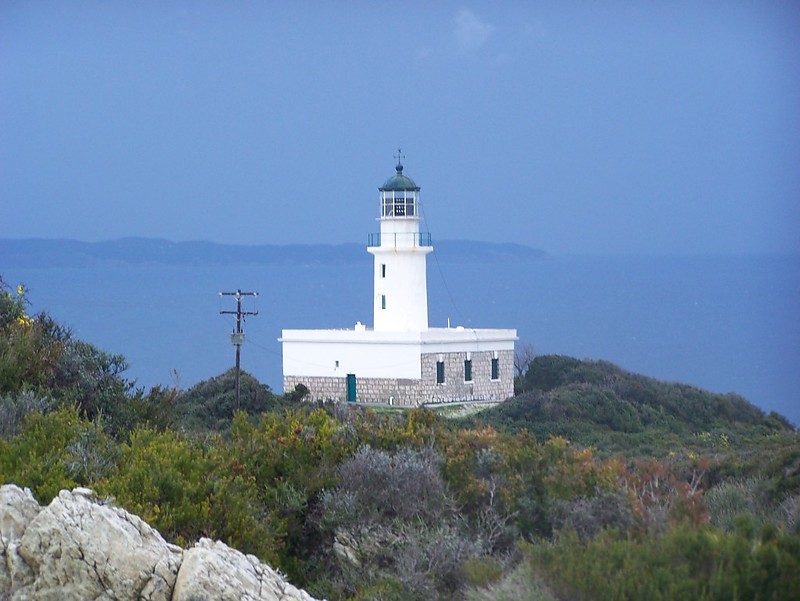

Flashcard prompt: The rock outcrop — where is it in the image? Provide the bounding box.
[0,484,320,601]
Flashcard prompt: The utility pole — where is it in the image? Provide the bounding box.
[219,289,258,411]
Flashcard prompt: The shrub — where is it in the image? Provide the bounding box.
[779,495,800,535]
[461,556,504,588]
[328,444,451,524]
[0,280,66,396]
[464,551,557,601]
[0,405,94,502]
[0,390,55,438]
[705,477,766,532]
[98,427,214,545]
[320,444,482,599]
[530,524,800,601]
[174,369,278,432]
[553,491,638,542]
[51,340,132,425]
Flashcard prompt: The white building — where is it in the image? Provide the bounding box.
[280,158,517,405]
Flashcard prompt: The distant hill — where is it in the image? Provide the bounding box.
[0,237,548,268]
[467,355,795,456]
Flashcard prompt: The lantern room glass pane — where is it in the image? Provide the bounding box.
[394,196,405,216]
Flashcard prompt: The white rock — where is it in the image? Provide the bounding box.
[0,485,40,540]
[0,485,42,595]
[71,487,95,498]
[14,487,182,601]
[0,485,322,601]
[173,538,319,601]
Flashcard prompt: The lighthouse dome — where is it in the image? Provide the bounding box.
[380,162,420,191]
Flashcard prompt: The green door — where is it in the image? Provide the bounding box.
[346,374,357,403]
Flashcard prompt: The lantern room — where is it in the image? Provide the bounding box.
[380,160,420,218]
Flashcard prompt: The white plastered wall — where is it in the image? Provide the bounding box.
[280,329,423,379]
[280,327,517,381]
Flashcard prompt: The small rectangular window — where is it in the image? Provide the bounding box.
[491,357,499,380]
[464,359,472,382]
[381,264,386,278]
[381,295,386,310]
[436,361,445,384]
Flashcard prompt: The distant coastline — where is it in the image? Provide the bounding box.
[0,237,549,268]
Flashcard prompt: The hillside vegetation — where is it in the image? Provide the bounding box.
[1,276,798,601]
[468,355,793,456]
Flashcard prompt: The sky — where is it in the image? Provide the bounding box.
[2,1,799,255]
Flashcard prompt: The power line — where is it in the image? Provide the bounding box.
[244,337,283,357]
[418,196,468,327]
[219,289,258,410]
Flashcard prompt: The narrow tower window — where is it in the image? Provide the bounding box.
[436,360,445,384]
[381,295,386,310]
[491,357,499,381]
[381,264,386,278]
[464,359,472,382]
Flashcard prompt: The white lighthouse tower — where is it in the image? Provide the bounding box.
[280,154,517,405]
[368,156,433,332]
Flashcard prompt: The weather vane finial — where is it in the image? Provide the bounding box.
[394,147,405,171]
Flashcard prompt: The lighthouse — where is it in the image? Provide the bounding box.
[368,157,432,332]
[280,155,517,405]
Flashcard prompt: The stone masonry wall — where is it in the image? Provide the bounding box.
[284,349,514,406]
[284,375,348,402]
[418,350,514,404]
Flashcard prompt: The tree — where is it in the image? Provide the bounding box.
[513,343,537,380]
[513,343,537,394]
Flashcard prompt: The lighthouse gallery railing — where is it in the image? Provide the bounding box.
[368,232,432,248]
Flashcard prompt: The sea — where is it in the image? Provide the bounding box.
[3,252,799,426]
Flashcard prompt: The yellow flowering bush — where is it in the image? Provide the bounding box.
[0,277,65,395]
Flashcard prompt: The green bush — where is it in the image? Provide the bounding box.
[174,369,279,432]
[51,340,132,425]
[705,477,767,532]
[350,577,418,601]
[530,524,800,601]
[0,280,67,396]
[0,405,98,502]
[98,427,215,545]
[471,355,792,457]
[461,556,504,588]
[464,552,556,601]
